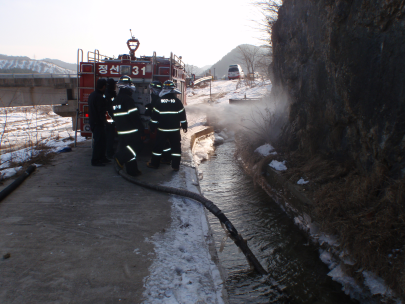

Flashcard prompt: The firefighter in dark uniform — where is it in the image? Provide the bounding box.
[112,75,144,176]
[88,78,109,166]
[145,81,171,164]
[105,78,116,159]
[147,80,187,171]
[145,80,162,116]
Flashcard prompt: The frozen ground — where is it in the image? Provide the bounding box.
[186,79,271,106]
[0,106,86,179]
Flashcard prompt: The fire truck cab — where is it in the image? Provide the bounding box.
[76,34,187,138]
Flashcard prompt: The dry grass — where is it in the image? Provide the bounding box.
[235,132,405,300]
[313,165,405,298]
[1,145,57,183]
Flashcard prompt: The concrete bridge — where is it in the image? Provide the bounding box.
[0,74,78,124]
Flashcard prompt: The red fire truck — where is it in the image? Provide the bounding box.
[75,33,187,138]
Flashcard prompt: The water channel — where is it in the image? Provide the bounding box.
[198,141,357,304]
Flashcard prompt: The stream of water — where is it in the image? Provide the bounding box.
[198,141,357,304]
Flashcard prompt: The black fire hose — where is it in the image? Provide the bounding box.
[0,165,37,203]
[114,163,268,275]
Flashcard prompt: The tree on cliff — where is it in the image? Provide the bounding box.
[255,0,283,47]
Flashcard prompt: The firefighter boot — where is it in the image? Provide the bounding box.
[125,160,142,176]
[146,161,159,169]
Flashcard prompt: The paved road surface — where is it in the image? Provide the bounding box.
[0,140,207,303]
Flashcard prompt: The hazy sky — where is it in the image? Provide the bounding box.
[0,0,265,68]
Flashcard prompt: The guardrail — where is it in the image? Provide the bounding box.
[229,98,262,105]
[0,73,77,79]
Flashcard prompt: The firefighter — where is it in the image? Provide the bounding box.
[145,81,171,164]
[112,75,144,176]
[88,78,109,167]
[145,80,162,116]
[147,80,187,171]
[105,78,116,159]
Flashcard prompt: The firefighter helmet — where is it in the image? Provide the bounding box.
[159,80,181,97]
[162,80,175,89]
[118,75,133,85]
[149,80,162,96]
[117,75,136,92]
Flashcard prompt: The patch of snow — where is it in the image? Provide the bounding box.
[254,143,275,156]
[319,250,334,266]
[0,166,22,179]
[317,234,339,247]
[269,160,287,171]
[362,271,391,296]
[193,135,215,166]
[297,178,309,185]
[327,264,364,299]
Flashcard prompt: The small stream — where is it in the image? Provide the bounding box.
[198,141,356,304]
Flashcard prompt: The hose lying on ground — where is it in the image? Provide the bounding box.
[114,163,268,275]
[0,165,37,203]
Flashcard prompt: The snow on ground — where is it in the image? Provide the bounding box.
[142,168,224,304]
[187,79,271,106]
[297,178,309,185]
[269,160,287,171]
[193,135,215,166]
[0,106,86,179]
[255,143,276,156]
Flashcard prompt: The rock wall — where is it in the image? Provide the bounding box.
[271,0,405,177]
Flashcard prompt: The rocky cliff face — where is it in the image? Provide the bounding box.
[271,0,405,178]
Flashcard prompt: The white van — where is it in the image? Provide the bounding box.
[228,64,244,80]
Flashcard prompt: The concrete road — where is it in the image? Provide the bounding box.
[0,141,190,303]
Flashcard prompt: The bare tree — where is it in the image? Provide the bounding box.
[255,0,283,47]
[256,47,272,79]
[185,64,195,75]
[238,45,261,78]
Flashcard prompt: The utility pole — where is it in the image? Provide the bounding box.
[210,78,212,102]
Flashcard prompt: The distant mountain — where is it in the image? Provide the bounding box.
[185,64,212,76]
[0,54,75,74]
[41,58,76,72]
[204,44,270,79]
